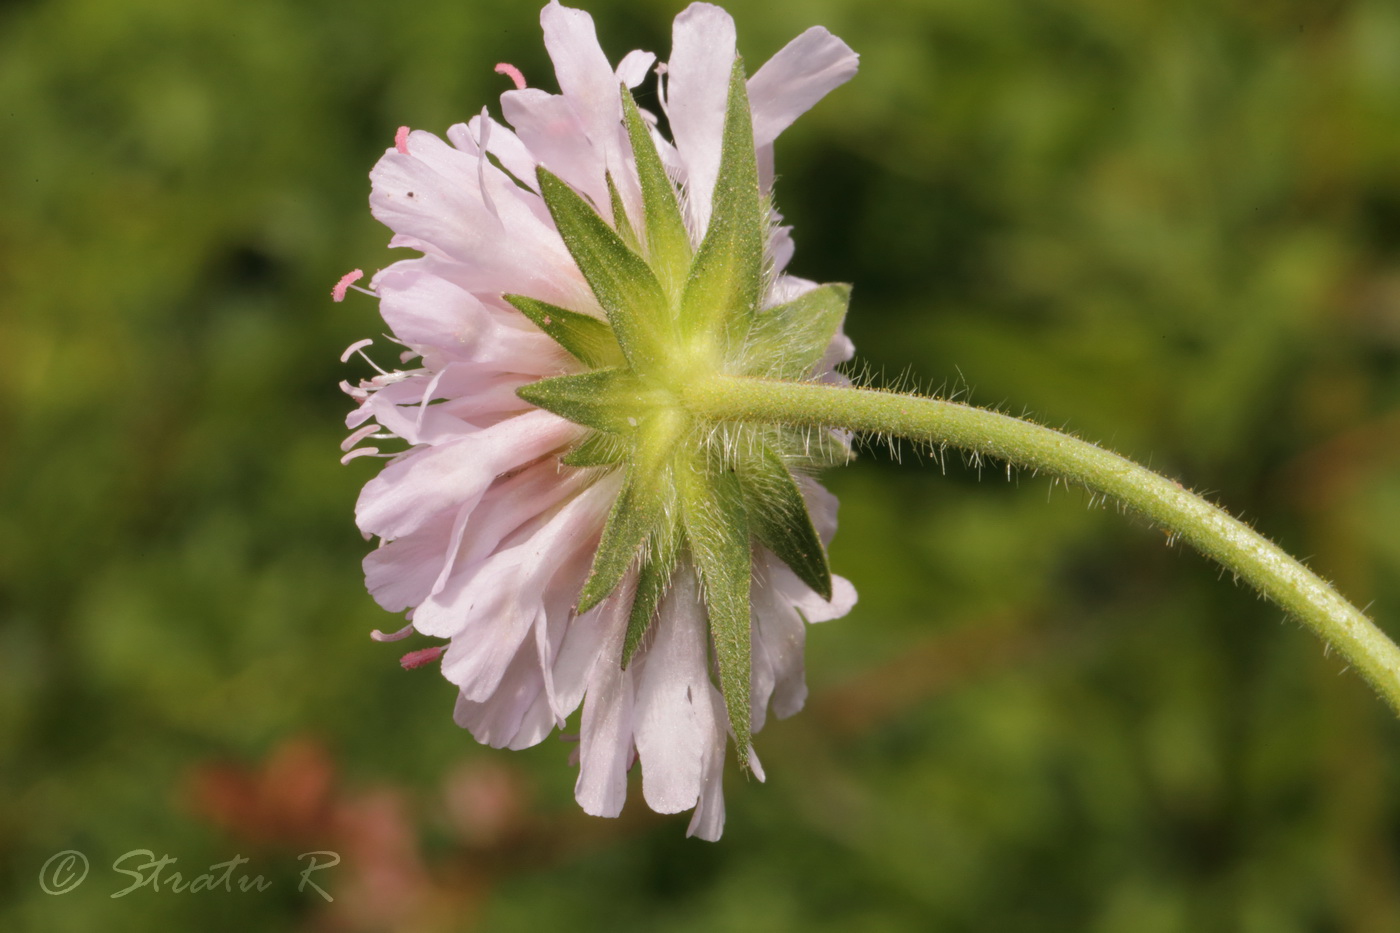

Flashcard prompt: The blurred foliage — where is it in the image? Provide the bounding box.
[3,0,1400,929]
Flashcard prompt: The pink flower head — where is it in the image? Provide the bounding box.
[341,1,858,840]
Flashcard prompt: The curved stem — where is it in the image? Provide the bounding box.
[685,375,1400,717]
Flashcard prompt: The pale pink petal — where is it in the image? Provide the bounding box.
[615,49,656,88]
[530,543,598,723]
[452,462,594,572]
[505,565,588,752]
[634,569,718,814]
[364,368,538,431]
[685,683,731,840]
[766,226,797,281]
[501,88,610,210]
[452,646,544,748]
[363,388,474,447]
[364,462,591,613]
[819,329,856,372]
[541,1,621,165]
[363,509,459,612]
[747,27,858,149]
[790,571,857,624]
[355,409,577,540]
[370,134,485,259]
[798,475,837,541]
[665,2,736,236]
[507,688,565,750]
[371,137,586,308]
[437,591,540,698]
[374,267,557,366]
[547,591,619,722]
[430,478,617,697]
[574,586,637,816]
[455,116,539,193]
[751,552,808,725]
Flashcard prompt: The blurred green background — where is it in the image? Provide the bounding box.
[4,0,1400,929]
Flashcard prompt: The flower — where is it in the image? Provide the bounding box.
[339,0,858,840]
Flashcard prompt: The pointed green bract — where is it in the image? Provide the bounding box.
[622,527,680,668]
[738,442,832,599]
[743,284,851,379]
[536,166,670,370]
[509,56,845,764]
[605,172,640,252]
[504,294,624,368]
[679,462,753,763]
[680,58,765,347]
[561,432,627,468]
[515,369,645,435]
[578,465,673,614]
[621,86,691,302]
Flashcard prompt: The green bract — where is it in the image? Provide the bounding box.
[512,59,851,761]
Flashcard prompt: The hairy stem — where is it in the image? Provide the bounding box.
[685,375,1400,716]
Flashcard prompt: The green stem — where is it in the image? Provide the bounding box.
[685,374,1400,717]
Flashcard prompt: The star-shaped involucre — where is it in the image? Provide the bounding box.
[339,1,858,840]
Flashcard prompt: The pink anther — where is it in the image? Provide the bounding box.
[332,269,364,302]
[400,646,446,670]
[494,62,527,90]
[394,125,410,154]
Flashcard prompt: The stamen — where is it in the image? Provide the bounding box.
[494,62,526,90]
[371,623,415,643]
[339,379,370,401]
[332,268,364,303]
[341,423,382,452]
[394,125,411,155]
[340,446,382,464]
[400,646,446,670]
[340,338,374,363]
[340,338,397,377]
[654,61,670,118]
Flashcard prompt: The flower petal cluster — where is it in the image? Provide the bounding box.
[341,1,857,840]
